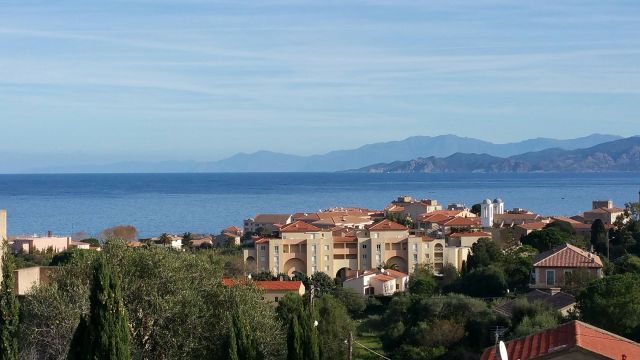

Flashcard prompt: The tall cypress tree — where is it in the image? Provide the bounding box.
[0,243,19,360]
[301,308,320,360]
[68,256,130,360]
[227,317,239,360]
[287,314,304,360]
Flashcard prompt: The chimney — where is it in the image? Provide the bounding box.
[47,230,52,237]
[548,287,561,296]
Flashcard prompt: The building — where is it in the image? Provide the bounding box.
[222,278,305,304]
[582,200,625,225]
[447,231,492,247]
[342,268,409,297]
[531,243,603,290]
[13,266,57,295]
[480,320,640,360]
[11,232,74,253]
[480,198,505,227]
[385,196,443,221]
[214,226,243,247]
[243,214,292,234]
[243,219,471,277]
[494,289,576,318]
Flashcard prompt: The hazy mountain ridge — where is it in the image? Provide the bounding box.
[24,134,623,173]
[349,137,640,173]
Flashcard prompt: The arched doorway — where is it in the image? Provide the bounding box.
[336,267,351,282]
[385,256,408,273]
[284,258,306,276]
[245,256,256,273]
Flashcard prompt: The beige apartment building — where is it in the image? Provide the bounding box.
[244,219,470,277]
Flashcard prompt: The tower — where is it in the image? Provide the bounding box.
[493,199,504,215]
[481,199,494,228]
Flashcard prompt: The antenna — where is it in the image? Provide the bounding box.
[499,341,508,360]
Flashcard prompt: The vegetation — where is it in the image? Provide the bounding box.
[99,225,138,242]
[67,256,130,360]
[0,243,20,360]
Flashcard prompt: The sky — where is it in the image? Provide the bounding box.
[1,0,639,170]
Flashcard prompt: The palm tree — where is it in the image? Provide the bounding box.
[159,233,172,247]
[380,260,399,271]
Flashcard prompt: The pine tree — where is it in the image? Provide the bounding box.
[67,256,131,360]
[0,243,19,360]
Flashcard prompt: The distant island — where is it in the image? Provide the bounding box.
[24,133,623,174]
[346,137,640,173]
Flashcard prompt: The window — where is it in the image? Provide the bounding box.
[362,254,368,259]
[274,246,279,253]
[362,244,367,249]
[274,256,279,264]
[412,243,417,251]
[325,266,329,272]
[373,233,379,239]
[324,245,330,251]
[311,233,317,240]
[413,254,418,262]
[546,270,556,285]
[260,256,266,262]
[376,244,381,251]
[324,255,329,261]
[260,245,266,251]
[365,287,375,295]
[311,245,316,254]
[376,254,381,262]
[274,297,279,302]
[311,266,317,273]
[564,270,573,284]
[396,284,400,290]
[311,256,316,263]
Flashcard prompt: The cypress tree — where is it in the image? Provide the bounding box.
[301,308,320,360]
[227,317,239,360]
[67,256,130,360]
[0,243,19,360]
[287,314,304,360]
[233,312,257,360]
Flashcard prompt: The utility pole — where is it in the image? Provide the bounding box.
[347,331,353,360]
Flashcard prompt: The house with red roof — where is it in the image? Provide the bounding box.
[222,278,305,304]
[447,231,492,247]
[531,243,603,289]
[342,268,409,297]
[480,320,640,360]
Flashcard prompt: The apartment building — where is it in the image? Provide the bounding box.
[243,219,471,277]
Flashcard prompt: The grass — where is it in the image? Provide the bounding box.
[353,319,387,360]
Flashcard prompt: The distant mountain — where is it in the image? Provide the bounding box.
[25,133,623,173]
[348,137,640,173]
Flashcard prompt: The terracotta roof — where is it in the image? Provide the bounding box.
[384,204,405,212]
[442,217,480,227]
[366,219,408,231]
[255,281,304,291]
[373,274,395,282]
[418,213,451,222]
[224,225,242,232]
[448,231,491,238]
[549,216,582,225]
[333,236,357,243]
[587,207,625,214]
[280,221,322,233]
[343,268,408,281]
[533,243,603,268]
[422,236,436,242]
[254,238,269,244]
[516,222,547,231]
[222,278,303,291]
[480,320,640,360]
[252,214,292,224]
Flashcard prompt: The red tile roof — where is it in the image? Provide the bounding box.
[480,320,640,360]
[367,219,408,231]
[255,281,304,291]
[280,221,322,233]
[442,217,480,227]
[222,278,304,291]
[373,274,395,282]
[254,238,269,244]
[448,231,491,238]
[533,243,603,268]
[418,213,451,222]
[224,225,242,232]
[421,210,465,217]
[516,222,547,231]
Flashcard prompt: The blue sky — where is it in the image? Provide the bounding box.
[1,0,639,169]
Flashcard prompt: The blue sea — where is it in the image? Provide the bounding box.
[0,173,638,237]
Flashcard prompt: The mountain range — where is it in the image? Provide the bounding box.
[26,134,623,173]
[348,137,640,173]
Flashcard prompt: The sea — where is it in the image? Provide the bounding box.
[0,172,639,238]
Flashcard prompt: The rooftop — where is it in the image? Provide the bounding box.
[533,243,603,268]
[366,219,408,231]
